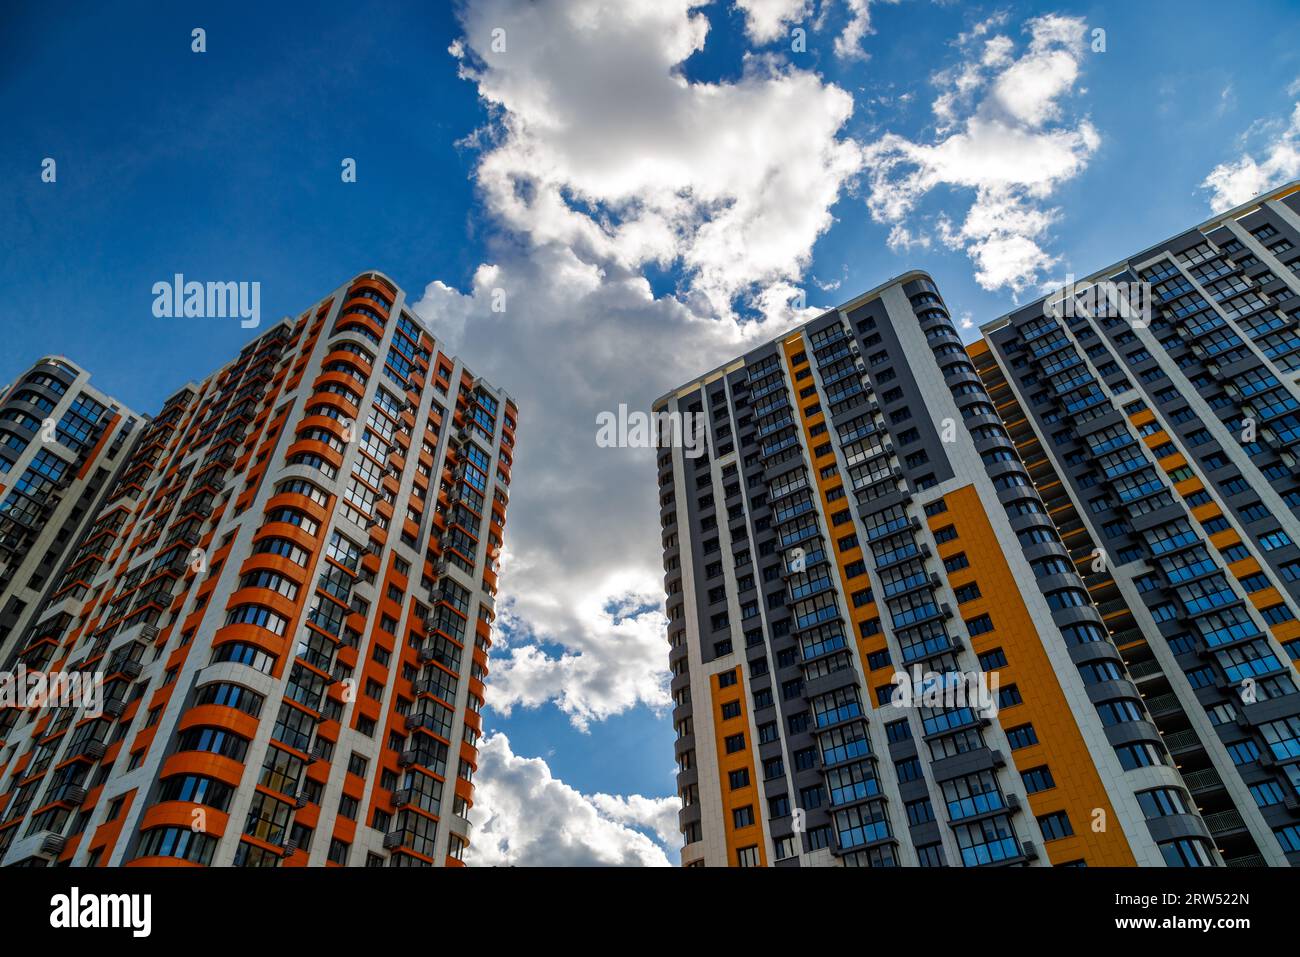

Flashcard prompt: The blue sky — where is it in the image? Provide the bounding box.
[4,0,1300,864]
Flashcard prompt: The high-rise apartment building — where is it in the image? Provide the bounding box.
[0,271,517,867]
[657,270,1226,868]
[975,181,1300,867]
[0,358,141,660]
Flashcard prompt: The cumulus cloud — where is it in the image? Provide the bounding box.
[466,734,681,866]
[834,0,898,61]
[731,0,894,60]
[734,0,811,44]
[1202,103,1300,212]
[861,13,1099,293]
[425,0,859,732]
[733,0,897,59]
[451,0,862,321]
[414,242,790,730]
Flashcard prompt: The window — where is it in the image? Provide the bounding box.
[943,552,969,572]
[1005,724,1038,750]
[1037,811,1073,841]
[327,838,351,865]
[1158,837,1215,867]
[1021,765,1055,793]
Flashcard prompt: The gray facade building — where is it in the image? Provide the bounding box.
[657,271,1207,868]
[976,180,1300,866]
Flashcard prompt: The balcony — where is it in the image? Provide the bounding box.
[1161,729,1201,753]
[1126,658,1164,681]
[1181,767,1225,794]
[1143,692,1182,717]
[1202,809,1246,836]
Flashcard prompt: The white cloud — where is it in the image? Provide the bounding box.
[427,0,859,731]
[886,223,931,252]
[1202,103,1300,213]
[734,0,810,43]
[834,0,899,61]
[451,0,863,321]
[590,792,684,850]
[467,734,681,866]
[862,14,1099,293]
[414,243,792,730]
[733,0,895,60]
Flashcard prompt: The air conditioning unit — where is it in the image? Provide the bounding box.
[38,833,67,859]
